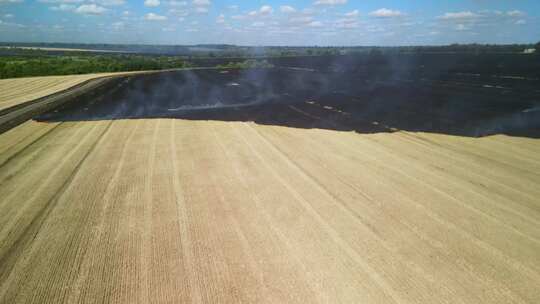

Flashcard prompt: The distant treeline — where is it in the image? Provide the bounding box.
[0,54,193,79]
[216,60,274,69]
[1,42,538,57]
[1,43,539,79]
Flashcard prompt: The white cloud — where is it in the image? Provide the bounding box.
[75,4,106,15]
[437,11,479,20]
[50,4,75,11]
[507,10,525,17]
[231,15,244,20]
[399,21,415,27]
[145,12,167,20]
[195,7,208,13]
[308,21,322,27]
[111,21,124,30]
[166,0,186,6]
[301,8,315,15]
[168,8,189,17]
[515,19,526,25]
[0,20,25,27]
[144,0,160,7]
[216,13,225,23]
[366,25,383,32]
[259,5,273,15]
[4,14,13,18]
[455,24,468,31]
[247,5,274,20]
[122,10,129,15]
[314,0,347,6]
[192,0,209,6]
[0,0,24,3]
[228,5,238,10]
[321,31,337,36]
[290,16,313,24]
[335,17,358,28]
[369,8,404,18]
[38,0,83,3]
[95,0,124,6]
[344,9,359,17]
[244,5,273,18]
[252,21,264,27]
[280,5,296,13]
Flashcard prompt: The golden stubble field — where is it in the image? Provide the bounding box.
[0,73,129,112]
[0,73,539,303]
[0,117,539,303]
[0,69,200,113]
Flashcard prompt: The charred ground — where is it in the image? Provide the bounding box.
[36,54,540,138]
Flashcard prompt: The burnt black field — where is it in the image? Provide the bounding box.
[37,54,540,138]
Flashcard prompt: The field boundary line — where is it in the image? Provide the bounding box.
[294,101,540,230]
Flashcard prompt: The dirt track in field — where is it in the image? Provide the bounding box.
[1,68,540,303]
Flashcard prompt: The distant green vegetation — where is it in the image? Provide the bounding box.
[2,42,538,57]
[216,59,275,69]
[0,53,193,79]
[1,42,538,79]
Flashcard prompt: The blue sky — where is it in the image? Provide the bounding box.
[0,0,538,45]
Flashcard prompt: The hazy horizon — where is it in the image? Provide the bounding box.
[1,42,538,48]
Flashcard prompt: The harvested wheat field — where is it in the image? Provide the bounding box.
[0,68,539,303]
[0,69,200,113]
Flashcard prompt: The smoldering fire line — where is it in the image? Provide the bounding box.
[34,65,540,138]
